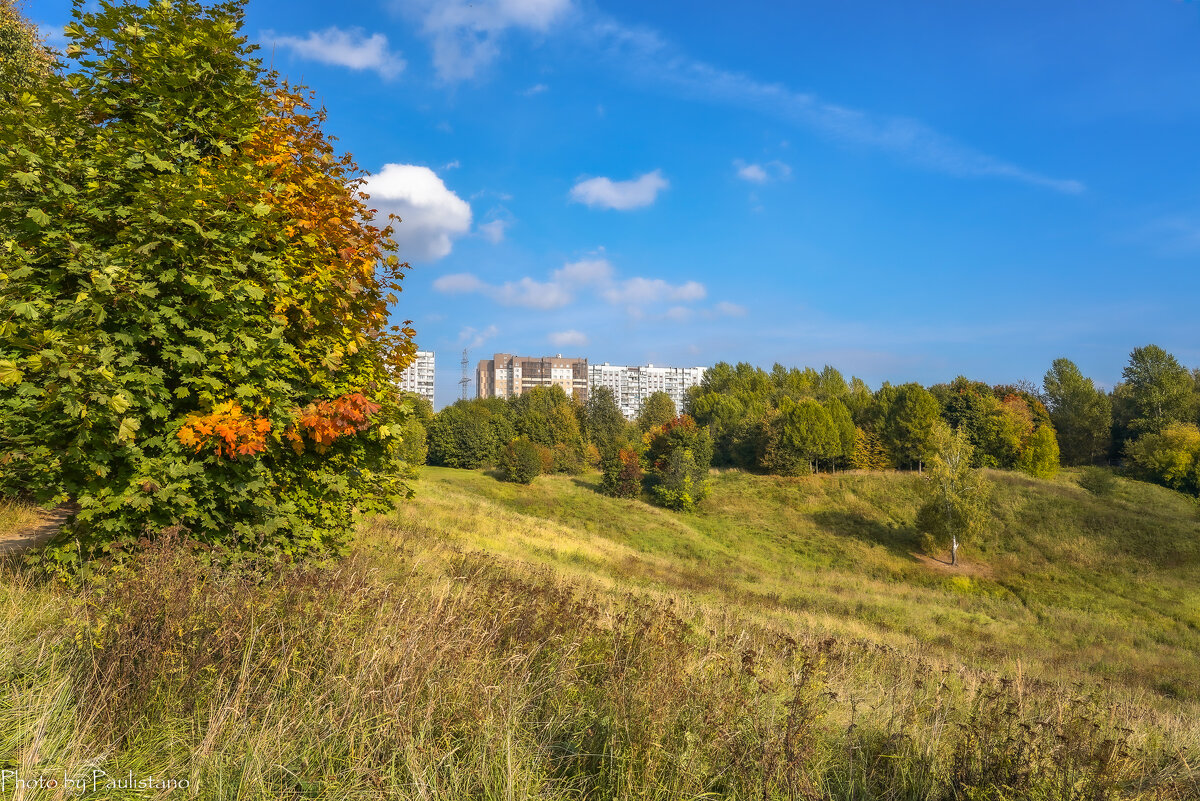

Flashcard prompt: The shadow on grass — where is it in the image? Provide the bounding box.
[810,509,922,562]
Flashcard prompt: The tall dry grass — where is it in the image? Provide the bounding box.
[1,519,1197,799]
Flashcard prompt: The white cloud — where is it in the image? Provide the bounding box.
[548,329,588,347]
[552,258,614,285]
[443,159,461,170]
[434,274,571,309]
[433,256,711,314]
[664,306,692,322]
[602,277,705,305]
[459,324,500,349]
[569,170,669,210]
[365,164,472,261]
[714,301,747,317]
[434,273,486,293]
[734,159,791,184]
[522,83,549,96]
[478,219,508,243]
[495,277,572,309]
[400,0,572,82]
[736,162,768,183]
[266,27,406,79]
[587,18,1084,194]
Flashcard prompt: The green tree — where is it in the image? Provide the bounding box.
[1121,345,1193,435]
[1018,425,1060,478]
[0,0,53,103]
[600,446,643,499]
[1125,423,1200,495]
[636,390,677,432]
[583,385,625,452]
[916,423,991,566]
[1042,358,1112,465]
[0,0,415,556]
[644,415,712,510]
[882,383,941,470]
[760,398,838,475]
[498,437,542,484]
[427,402,499,469]
[826,398,856,470]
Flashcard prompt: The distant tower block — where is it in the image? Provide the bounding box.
[396,350,435,407]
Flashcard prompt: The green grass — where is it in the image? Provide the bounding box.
[398,466,1200,702]
[0,466,1197,799]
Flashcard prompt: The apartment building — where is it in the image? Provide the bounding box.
[588,363,707,419]
[476,353,590,401]
[397,350,435,407]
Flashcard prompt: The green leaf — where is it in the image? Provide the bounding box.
[251,202,272,217]
[26,208,50,226]
[0,360,24,386]
[117,417,140,443]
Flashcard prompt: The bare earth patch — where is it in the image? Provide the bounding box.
[0,503,73,554]
[910,551,995,578]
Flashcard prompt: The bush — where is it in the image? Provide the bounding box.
[601,448,643,499]
[1078,466,1116,497]
[499,438,542,484]
[1018,425,1061,478]
[1125,423,1200,495]
[651,448,710,511]
[427,403,500,469]
[552,442,587,475]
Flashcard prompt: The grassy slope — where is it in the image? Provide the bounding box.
[390,466,1200,702]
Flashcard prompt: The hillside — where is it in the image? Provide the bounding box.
[2,467,1198,799]
[390,466,1200,702]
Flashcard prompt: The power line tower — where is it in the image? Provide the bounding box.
[459,349,470,400]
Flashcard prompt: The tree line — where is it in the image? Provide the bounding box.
[416,344,1200,503]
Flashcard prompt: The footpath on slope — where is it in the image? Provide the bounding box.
[0,505,73,554]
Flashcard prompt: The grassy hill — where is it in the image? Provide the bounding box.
[396,466,1200,701]
[1,467,1198,799]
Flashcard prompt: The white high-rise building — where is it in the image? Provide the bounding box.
[588,363,707,419]
[398,351,435,407]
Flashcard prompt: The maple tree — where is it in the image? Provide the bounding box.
[0,0,417,558]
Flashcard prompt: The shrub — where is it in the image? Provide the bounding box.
[552,442,587,475]
[0,1,416,560]
[601,448,643,499]
[1125,422,1200,495]
[499,438,542,484]
[651,448,709,511]
[644,416,712,511]
[1078,466,1116,497]
[427,403,499,468]
[1018,425,1061,478]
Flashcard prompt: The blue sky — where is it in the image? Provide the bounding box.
[33,0,1200,406]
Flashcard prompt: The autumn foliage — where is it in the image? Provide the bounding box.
[178,402,272,459]
[0,1,419,559]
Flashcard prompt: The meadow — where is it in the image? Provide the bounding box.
[1,467,1198,799]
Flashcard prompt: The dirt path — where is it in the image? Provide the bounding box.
[0,504,74,554]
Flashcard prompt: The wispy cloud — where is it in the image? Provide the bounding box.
[569,170,669,210]
[586,19,1084,194]
[549,329,588,347]
[521,82,550,96]
[397,0,571,82]
[265,27,406,80]
[433,257,709,312]
[734,159,791,184]
[459,324,500,349]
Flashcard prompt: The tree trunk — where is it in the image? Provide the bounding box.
[951,535,958,567]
